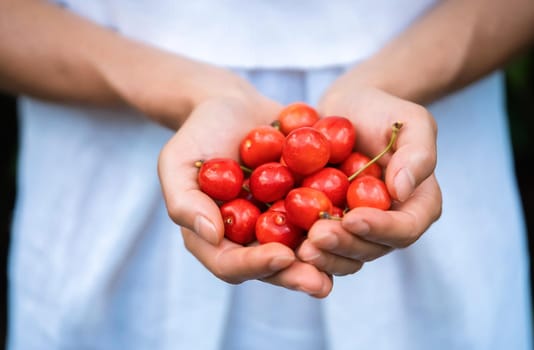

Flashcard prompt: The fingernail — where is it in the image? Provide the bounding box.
[300,280,327,297]
[269,255,294,271]
[299,243,322,262]
[194,215,218,245]
[394,168,415,202]
[310,231,338,250]
[342,218,370,237]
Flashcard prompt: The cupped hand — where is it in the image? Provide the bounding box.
[297,85,442,276]
[158,92,332,297]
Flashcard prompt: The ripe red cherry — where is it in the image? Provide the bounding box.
[346,175,391,210]
[256,210,305,250]
[275,102,320,135]
[301,167,350,208]
[285,187,333,230]
[249,162,294,203]
[238,178,267,211]
[313,116,356,164]
[340,152,382,179]
[268,199,286,213]
[239,125,285,169]
[197,158,244,201]
[330,206,345,218]
[221,199,261,245]
[282,127,331,176]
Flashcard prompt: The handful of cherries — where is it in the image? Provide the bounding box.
[195,102,402,250]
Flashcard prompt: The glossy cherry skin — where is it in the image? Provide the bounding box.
[285,187,333,231]
[313,116,356,164]
[346,175,391,210]
[301,167,350,208]
[256,210,305,250]
[280,155,305,185]
[268,199,286,213]
[249,162,294,203]
[282,127,331,176]
[197,158,244,201]
[239,125,285,169]
[330,206,345,218]
[276,102,321,135]
[238,178,268,211]
[221,199,261,245]
[339,152,382,179]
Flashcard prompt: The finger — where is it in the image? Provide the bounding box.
[157,100,252,245]
[384,105,438,202]
[182,228,296,284]
[158,136,224,245]
[158,99,282,245]
[297,240,365,277]
[342,174,442,248]
[303,219,393,262]
[261,261,333,298]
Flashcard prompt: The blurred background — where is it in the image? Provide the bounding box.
[1,49,533,347]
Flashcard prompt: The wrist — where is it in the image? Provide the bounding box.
[94,37,262,129]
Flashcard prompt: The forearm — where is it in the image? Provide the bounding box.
[0,0,249,128]
[348,0,534,104]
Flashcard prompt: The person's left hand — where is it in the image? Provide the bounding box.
[158,92,333,297]
[296,85,442,276]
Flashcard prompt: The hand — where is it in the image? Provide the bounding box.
[297,85,442,276]
[158,91,333,298]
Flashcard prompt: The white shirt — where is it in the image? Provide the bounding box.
[8,1,531,350]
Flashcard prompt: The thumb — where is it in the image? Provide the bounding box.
[158,130,224,246]
[384,112,438,202]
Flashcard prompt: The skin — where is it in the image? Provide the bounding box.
[1,0,534,297]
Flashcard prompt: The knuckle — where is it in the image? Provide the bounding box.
[212,264,242,285]
[165,198,184,225]
[334,261,364,276]
[397,231,421,249]
[330,259,364,276]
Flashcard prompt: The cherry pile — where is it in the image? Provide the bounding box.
[196,102,402,250]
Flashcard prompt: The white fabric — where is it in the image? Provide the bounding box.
[53,0,436,69]
[8,1,532,350]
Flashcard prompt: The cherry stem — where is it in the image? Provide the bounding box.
[194,159,252,174]
[270,120,281,131]
[319,211,342,221]
[240,165,253,174]
[348,121,403,182]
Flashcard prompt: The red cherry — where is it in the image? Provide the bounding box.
[313,116,356,164]
[285,187,333,230]
[238,178,268,211]
[301,167,349,208]
[249,162,294,203]
[268,199,286,213]
[197,158,244,201]
[239,125,285,169]
[330,206,345,218]
[256,210,305,250]
[280,155,305,185]
[282,127,331,176]
[221,199,261,245]
[275,102,320,135]
[339,152,382,179]
[346,175,391,210]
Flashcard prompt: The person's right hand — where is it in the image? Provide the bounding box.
[157,82,333,298]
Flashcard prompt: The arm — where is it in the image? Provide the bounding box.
[327,0,534,105]
[0,0,253,129]
[301,0,534,276]
[0,0,332,296]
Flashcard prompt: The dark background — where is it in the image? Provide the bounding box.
[1,50,533,348]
